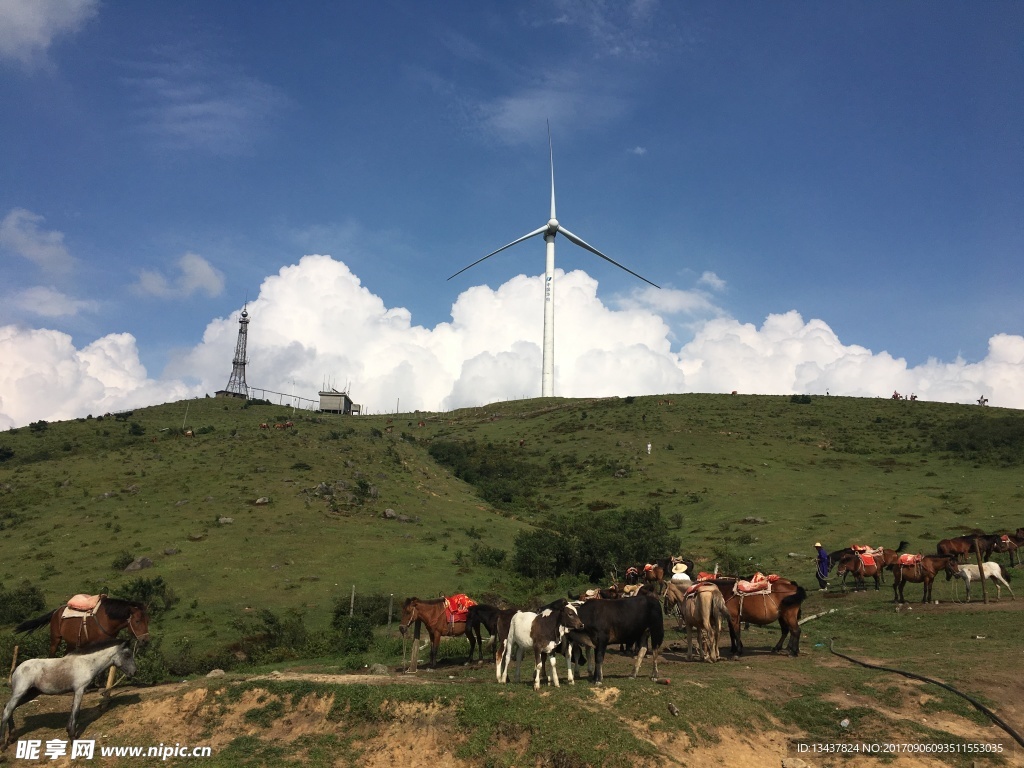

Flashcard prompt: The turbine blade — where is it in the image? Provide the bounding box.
[447,225,549,281]
[548,120,556,221]
[557,225,661,289]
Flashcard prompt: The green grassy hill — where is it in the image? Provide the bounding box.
[1,393,1022,662]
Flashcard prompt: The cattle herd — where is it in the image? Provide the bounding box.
[402,529,1022,688]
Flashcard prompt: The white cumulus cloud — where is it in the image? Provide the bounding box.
[2,254,1023,428]
[0,325,197,430]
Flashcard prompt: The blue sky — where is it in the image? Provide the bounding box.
[1,1,1022,426]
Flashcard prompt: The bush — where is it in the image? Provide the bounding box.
[510,505,680,581]
[118,575,178,616]
[111,550,135,571]
[332,592,394,627]
[0,580,46,625]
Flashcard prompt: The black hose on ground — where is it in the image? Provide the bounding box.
[828,638,1024,749]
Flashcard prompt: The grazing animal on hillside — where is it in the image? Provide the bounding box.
[14,596,150,656]
[711,575,807,657]
[569,594,664,683]
[954,562,1014,602]
[892,554,959,603]
[937,534,1010,563]
[828,541,908,587]
[1,643,136,744]
[835,551,885,591]
[497,602,584,690]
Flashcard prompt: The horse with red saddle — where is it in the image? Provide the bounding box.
[892,553,960,603]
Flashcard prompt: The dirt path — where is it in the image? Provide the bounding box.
[2,659,1019,768]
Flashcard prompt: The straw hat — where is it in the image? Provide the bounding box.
[814,542,822,547]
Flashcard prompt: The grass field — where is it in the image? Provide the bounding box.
[1,393,1022,765]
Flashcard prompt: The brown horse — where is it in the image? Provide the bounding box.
[709,576,807,657]
[14,598,151,656]
[937,534,1010,563]
[835,551,886,591]
[663,582,727,662]
[398,597,472,669]
[892,554,960,603]
[828,542,908,588]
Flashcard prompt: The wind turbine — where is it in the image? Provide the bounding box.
[448,126,660,398]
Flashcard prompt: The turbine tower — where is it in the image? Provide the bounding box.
[448,125,659,398]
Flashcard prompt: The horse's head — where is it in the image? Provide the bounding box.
[115,643,138,676]
[944,557,961,580]
[129,604,151,642]
[835,554,855,576]
[398,597,419,635]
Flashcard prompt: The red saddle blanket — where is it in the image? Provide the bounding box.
[696,571,718,582]
[898,553,923,566]
[444,594,476,624]
[857,553,876,567]
[684,583,717,598]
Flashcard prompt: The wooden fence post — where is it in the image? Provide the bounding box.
[975,538,989,604]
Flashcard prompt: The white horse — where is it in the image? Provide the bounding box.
[1,643,136,745]
[954,562,1014,601]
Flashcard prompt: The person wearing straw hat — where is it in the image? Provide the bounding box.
[814,542,830,590]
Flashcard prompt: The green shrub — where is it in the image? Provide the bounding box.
[111,550,135,570]
[0,580,46,625]
[119,575,178,615]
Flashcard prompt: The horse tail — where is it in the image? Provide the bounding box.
[780,585,808,608]
[14,609,57,634]
[711,590,728,629]
[1000,563,1012,582]
[896,540,909,553]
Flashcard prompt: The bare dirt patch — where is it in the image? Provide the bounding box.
[3,655,1022,767]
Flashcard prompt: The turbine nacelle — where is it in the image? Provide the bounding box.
[447,126,660,398]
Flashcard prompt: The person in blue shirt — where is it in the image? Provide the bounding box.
[814,542,830,590]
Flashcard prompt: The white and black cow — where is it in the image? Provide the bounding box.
[498,601,584,690]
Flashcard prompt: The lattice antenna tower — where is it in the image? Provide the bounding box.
[222,305,250,397]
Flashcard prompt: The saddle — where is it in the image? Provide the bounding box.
[897,553,923,567]
[63,593,104,618]
[696,571,718,582]
[443,593,476,624]
[684,582,716,599]
[735,573,779,595]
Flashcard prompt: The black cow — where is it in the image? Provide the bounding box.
[569,594,664,683]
